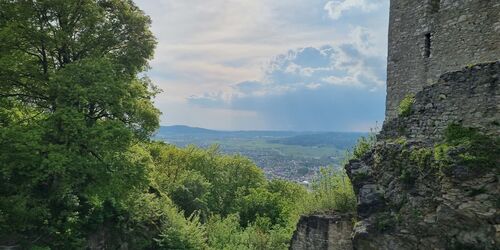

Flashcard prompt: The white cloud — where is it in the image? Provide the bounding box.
[132,0,389,130]
[324,0,384,20]
[190,26,387,106]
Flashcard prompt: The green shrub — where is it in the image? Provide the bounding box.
[394,136,408,146]
[409,148,433,170]
[352,135,376,160]
[398,94,415,117]
[299,167,356,214]
[434,124,499,170]
[206,214,293,250]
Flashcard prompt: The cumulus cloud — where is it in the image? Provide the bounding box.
[133,0,390,131]
[324,0,385,20]
[190,40,385,100]
[187,26,387,131]
[255,28,385,93]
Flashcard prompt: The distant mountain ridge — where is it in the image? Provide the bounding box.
[268,132,366,149]
[156,125,367,150]
[158,125,221,135]
[158,125,368,135]
[156,125,302,138]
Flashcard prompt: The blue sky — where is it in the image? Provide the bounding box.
[134,0,389,131]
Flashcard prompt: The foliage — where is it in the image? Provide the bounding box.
[398,94,415,117]
[352,131,377,160]
[393,136,408,146]
[121,192,208,250]
[206,214,293,250]
[238,188,288,228]
[146,143,266,220]
[0,0,159,247]
[434,124,499,170]
[409,148,433,170]
[146,143,307,249]
[299,167,356,215]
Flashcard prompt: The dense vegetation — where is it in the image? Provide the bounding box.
[434,124,499,172]
[0,1,355,248]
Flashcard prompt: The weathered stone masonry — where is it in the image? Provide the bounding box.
[382,61,500,142]
[345,62,499,250]
[386,0,500,119]
[290,214,354,250]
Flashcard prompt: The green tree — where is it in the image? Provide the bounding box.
[146,143,266,217]
[0,0,159,247]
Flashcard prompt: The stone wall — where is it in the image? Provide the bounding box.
[343,60,500,250]
[386,0,500,119]
[346,140,499,250]
[289,214,353,250]
[381,61,500,142]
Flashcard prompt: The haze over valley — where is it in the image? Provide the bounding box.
[156,125,366,182]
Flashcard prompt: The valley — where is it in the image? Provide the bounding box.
[155,125,366,182]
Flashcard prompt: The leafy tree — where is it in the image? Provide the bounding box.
[238,187,286,227]
[146,143,266,218]
[0,0,159,247]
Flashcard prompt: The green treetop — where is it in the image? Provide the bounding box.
[0,0,160,246]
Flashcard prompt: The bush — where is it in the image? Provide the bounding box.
[126,193,207,250]
[434,124,499,170]
[206,214,293,250]
[398,94,415,117]
[409,148,433,170]
[299,167,356,214]
[352,132,376,160]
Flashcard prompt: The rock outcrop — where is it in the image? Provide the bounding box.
[290,214,354,250]
[290,61,499,250]
[346,62,499,250]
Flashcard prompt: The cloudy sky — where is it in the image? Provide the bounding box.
[134,0,390,131]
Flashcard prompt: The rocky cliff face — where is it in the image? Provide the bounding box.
[290,61,499,250]
[290,214,354,250]
[347,62,499,250]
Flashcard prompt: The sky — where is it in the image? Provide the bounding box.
[134,0,390,132]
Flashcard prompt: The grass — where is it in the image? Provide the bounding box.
[398,94,415,117]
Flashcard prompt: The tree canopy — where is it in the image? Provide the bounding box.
[0,0,159,246]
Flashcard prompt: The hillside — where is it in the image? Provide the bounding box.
[155,126,366,181]
[268,132,366,150]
